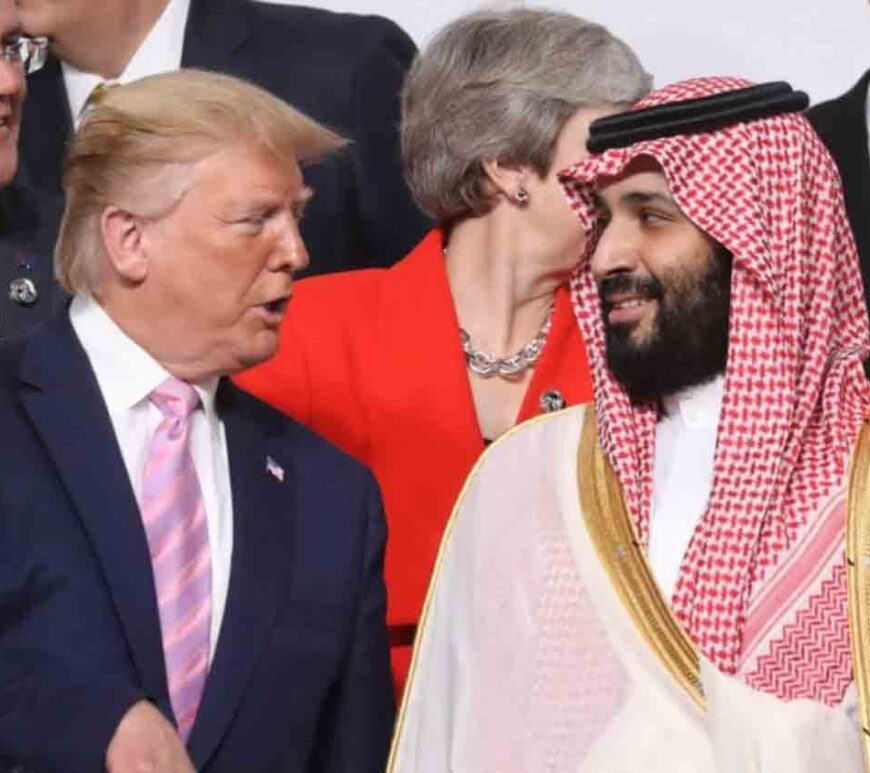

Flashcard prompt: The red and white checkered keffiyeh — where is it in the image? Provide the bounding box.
[560,77,870,703]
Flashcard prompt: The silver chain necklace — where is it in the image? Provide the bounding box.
[460,305,554,379]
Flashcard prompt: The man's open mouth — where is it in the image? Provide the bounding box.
[262,297,288,314]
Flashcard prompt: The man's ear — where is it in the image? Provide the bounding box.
[101,206,150,284]
[481,157,530,204]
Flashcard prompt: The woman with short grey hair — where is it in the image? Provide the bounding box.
[402,9,651,222]
[237,7,651,696]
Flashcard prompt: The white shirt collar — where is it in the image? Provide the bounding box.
[660,373,725,431]
[69,293,219,415]
[61,0,191,122]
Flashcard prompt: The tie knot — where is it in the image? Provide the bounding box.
[150,377,200,419]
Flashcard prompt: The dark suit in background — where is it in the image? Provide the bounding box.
[13,0,430,338]
[0,312,394,771]
[0,181,64,342]
[807,70,870,319]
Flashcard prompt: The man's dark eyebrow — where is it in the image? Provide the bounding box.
[618,190,676,208]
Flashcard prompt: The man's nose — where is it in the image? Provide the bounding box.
[589,221,640,281]
[0,57,25,101]
[270,215,310,274]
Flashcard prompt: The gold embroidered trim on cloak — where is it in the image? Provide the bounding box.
[846,419,870,772]
[578,406,705,711]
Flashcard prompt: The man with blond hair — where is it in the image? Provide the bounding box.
[0,69,393,772]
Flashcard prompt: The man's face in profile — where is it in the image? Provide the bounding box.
[0,0,25,185]
[590,161,732,404]
[127,142,312,378]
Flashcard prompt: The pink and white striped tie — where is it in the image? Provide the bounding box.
[141,377,211,741]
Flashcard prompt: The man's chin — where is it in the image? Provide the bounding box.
[233,334,280,373]
[605,321,655,353]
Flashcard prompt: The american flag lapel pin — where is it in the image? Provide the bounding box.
[265,455,285,483]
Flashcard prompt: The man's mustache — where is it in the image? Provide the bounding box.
[597,272,663,315]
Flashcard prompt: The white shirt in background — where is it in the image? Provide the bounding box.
[648,374,725,599]
[69,293,233,661]
[62,0,191,122]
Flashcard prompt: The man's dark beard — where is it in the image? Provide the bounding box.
[599,248,732,405]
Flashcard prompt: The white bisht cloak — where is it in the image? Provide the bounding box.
[388,406,861,773]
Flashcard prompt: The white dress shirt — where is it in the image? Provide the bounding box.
[62,0,191,122]
[69,294,233,661]
[648,375,725,599]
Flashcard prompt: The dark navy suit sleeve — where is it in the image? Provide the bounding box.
[310,470,395,772]
[0,483,142,771]
[0,648,142,771]
[349,18,431,267]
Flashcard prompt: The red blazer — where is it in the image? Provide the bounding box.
[235,230,594,691]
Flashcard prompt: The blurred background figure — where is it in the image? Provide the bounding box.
[807,53,869,331]
[0,3,62,343]
[15,0,429,288]
[236,7,651,694]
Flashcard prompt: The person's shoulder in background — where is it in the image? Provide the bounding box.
[235,1,432,270]
[0,179,67,342]
[232,262,388,439]
[234,0,416,127]
[806,70,868,137]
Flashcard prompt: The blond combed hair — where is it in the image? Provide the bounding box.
[56,68,346,294]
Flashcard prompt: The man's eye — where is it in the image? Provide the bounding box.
[241,210,273,228]
[640,209,668,224]
[292,203,307,221]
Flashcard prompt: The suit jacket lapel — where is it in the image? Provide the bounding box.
[17,313,169,709]
[19,55,71,193]
[188,382,291,768]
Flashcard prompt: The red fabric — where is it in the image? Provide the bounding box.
[234,229,594,693]
[559,77,870,702]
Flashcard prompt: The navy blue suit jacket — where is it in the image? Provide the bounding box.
[16,0,430,288]
[0,182,65,344]
[0,312,394,771]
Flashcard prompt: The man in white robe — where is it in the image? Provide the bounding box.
[390,77,870,772]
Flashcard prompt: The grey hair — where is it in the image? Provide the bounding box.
[401,8,652,222]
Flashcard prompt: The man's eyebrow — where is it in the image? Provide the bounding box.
[618,190,676,208]
[297,186,315,203]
